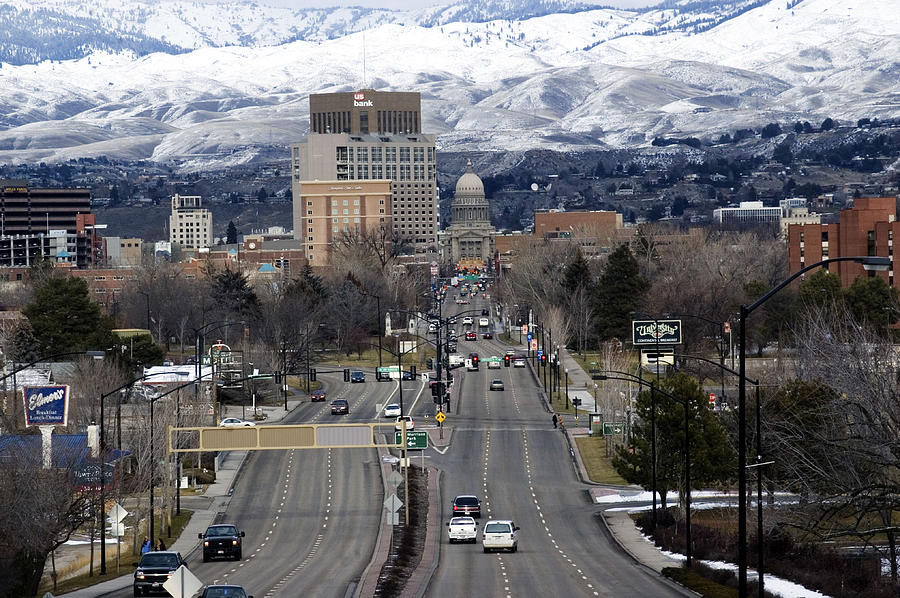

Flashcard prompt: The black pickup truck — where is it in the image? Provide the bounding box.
[199,524,245,561]
[133,551,185,596]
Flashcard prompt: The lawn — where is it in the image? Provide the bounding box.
[574,436,629,485]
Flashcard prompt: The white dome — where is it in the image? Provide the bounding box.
[454,159,484,196]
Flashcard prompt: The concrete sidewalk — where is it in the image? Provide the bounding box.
[59,395,307,597]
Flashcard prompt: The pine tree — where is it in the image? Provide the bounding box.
[593,244,648,341]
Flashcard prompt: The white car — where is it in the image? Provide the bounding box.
[487,357,501,369]
[220,418,255,427]
[447,516,478,543]
[478,317,490,327]
[395,415,414,430]
[482,519,519,553]
[513,358,526,368]
[383,403,402,418]
[462,316,473,325]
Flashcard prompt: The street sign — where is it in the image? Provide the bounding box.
[536,349,543,358]
[435,411,446,424]
[530,339,538,351]
[526,332,532,342]
[521,324,528,335]
[602,422,626,436]
[110,523,126,537]
[395,430,428,450]
[384,493,404,512]
[108,502,128,524]
[388,471,403,487]
[162,565,203,598]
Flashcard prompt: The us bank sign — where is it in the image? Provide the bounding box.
[632,320,682,345]
[353,92,373,107]
[23,385,70,427]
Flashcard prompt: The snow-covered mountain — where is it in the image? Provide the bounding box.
[0,0,896,170]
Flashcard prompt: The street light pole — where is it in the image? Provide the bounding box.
[564,368,569,410]
[737,255,890,597]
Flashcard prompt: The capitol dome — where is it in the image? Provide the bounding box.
[454,159,484,196]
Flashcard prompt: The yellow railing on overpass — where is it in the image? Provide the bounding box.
[168,422,410,452]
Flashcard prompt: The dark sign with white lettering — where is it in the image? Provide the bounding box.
[632,320,682,345]
[23,385,70,426]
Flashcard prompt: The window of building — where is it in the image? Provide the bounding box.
[821,231,828,242]
[358,164,369,178]
[386,147,396,163]
[357,147,368,162]
[399,165,410,180]
[399,147,410,162]
[372,164,383,178]
[336,147,349,162]
[360,111,369,134]
[413,147,424,163]
[372,147,382,162]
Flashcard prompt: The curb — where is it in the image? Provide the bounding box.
[402,466,441,598]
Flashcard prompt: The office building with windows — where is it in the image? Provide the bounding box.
[169,194,212,250]
[292,90,438,258]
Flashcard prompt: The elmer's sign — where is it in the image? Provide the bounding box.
[23,385,70,426]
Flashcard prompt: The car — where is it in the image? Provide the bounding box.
[462,316,473,325]
[489,379,504,391]
[199,586,253,598]
[401,370,415,381]
[220,417,255,427]
[482,332,493,339]
[481,308,489,316]
[451,494,481,518]
[447,516,479,544]
[199,524,245,561]
[465,330,477,340]
[330,399,349,415]
[513,358,527,368]
[395,415,414,430]
[487,357,501,369]
[133,551,185,596]
[350,370,366,383]
[482,520,519,553]
[310,390,326,402]
[428,322,437,332]
[384,403,402,418]
[505,349,516,356]
[447,342,458,353]
[478,317,490,327]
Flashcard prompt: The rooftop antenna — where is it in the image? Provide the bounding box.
[362,32,367,89]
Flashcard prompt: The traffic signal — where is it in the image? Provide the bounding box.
[540,354,547,366]
[472,355,479,367]
[309,368,317,382]
[343,368,350,382]
[275,371,282,384]
[504,355,510,367]
[426,358,434,369]
[410,365,416,376]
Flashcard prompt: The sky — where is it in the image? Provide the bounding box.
[263,1,657,9]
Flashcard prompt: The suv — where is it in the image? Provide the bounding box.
[482,520,519,553]
[133,550,185,595]
[451,494,482,518]
[199,524,244,561]
[331,399,349,415]
[350,370,365,383]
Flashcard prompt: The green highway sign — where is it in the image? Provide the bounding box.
[602,422,626,436]
[395,430,428,450]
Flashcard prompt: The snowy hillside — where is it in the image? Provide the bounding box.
[0,0,896,169]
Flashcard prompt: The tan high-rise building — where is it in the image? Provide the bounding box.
[292,90,438,257]
[298,180,392,267]
[169,194,212,250]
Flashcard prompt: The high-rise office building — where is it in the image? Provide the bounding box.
[169,194,212,250]
[292,89,438,259]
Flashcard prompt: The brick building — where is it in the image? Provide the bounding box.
[787,196,896,287]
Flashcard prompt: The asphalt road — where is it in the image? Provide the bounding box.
[426,298,687,598]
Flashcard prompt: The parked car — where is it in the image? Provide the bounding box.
[133,551,185,596]
[395,415,414,430]
[489,379,504,391]
[330,399,349,415]
[350,370,366,383]
[451,494,481,518]
[383,403,402,418]
[199,524,244,561]
[447,516,479,543]
[220,418,255,427]
[482,520,519,552]
[310,390,326,402]
[199,586,252,598]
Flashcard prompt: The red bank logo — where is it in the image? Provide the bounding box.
[354,92,365,101]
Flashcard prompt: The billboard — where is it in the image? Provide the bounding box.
[23,385,70,427]
[631,320,682,345]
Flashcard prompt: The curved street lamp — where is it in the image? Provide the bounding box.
[597,370,693,567]
[736,255,891,597]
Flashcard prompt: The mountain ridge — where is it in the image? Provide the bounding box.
[0,0,896,171]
